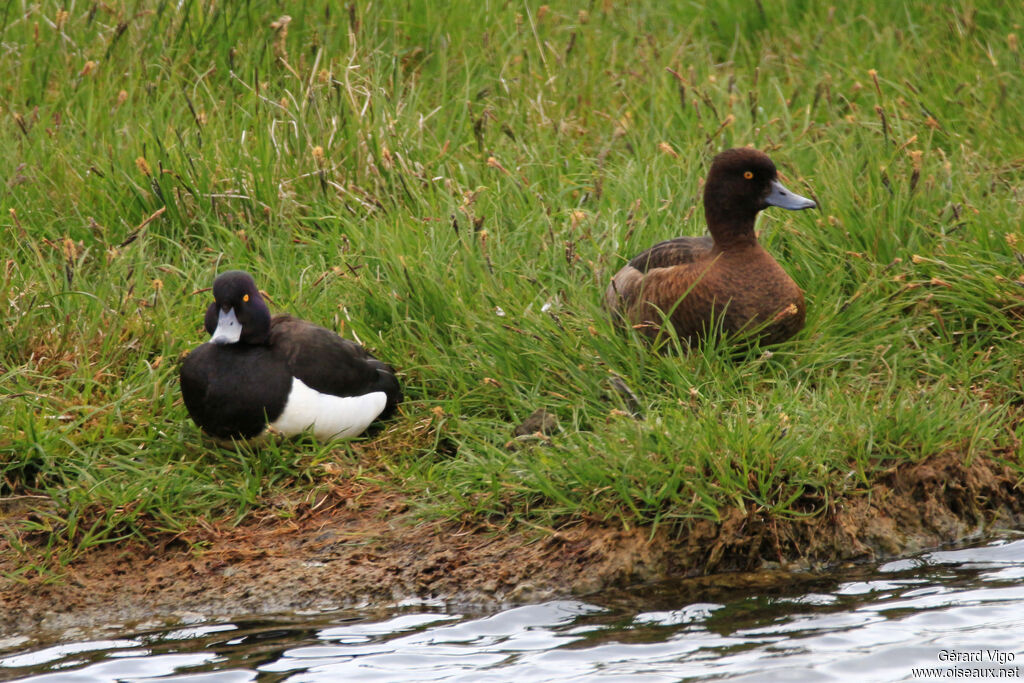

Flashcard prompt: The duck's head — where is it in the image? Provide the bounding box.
[204,270,271,345]
[704,148,815,244]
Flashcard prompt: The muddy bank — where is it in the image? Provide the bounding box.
[2,452,1022,638]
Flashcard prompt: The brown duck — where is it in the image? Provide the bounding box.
[605,147,816,345]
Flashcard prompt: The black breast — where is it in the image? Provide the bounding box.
[179,343,292,440]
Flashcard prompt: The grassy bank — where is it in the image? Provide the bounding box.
[1,0,1023,578]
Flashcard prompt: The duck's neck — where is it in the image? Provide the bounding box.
[237,302,273,346]
[242,316,272,345]
[704,197,762,251]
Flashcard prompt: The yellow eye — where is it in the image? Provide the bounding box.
[243,294,250,302]
[743,171,754,179]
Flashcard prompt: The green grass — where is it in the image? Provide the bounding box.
[1,0,1023,576]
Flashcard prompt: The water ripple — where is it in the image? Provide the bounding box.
[4,538,1024,681]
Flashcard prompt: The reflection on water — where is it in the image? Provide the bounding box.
[4,538,1024,681]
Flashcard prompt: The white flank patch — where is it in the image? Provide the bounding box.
[270,377,387,440]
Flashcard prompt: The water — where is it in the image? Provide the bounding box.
[4,538,1024,682]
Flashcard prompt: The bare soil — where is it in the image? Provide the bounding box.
[2,452,1022,638]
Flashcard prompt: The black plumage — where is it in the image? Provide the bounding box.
[180,271,401,441]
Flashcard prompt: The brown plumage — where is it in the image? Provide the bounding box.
[605,148,817,346]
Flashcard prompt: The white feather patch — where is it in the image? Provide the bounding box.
[270,377,387,440]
